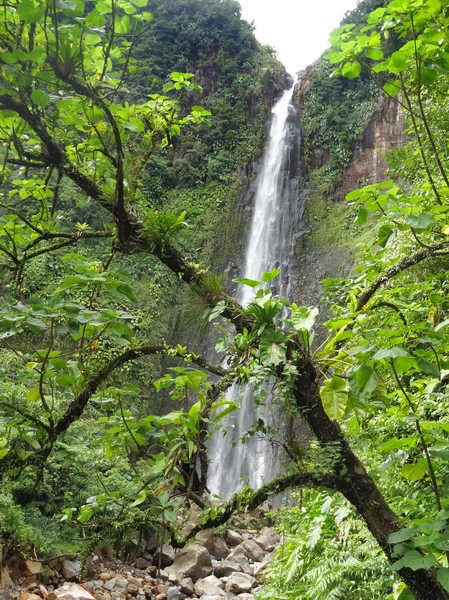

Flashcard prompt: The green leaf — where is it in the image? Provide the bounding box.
[16,0,43,22]
[31,89,51,108]
[383,80,401,96]
[26,387,40,402]
[290,306,319,332]
[373,347,408,360]
[209,300,226,322]
[392,549,437,571]
[131,490,147,507]
[380,436,417,452]
[438,568,449,592]
[354,365,379,399]
[405,214,435,232]
[378,224,393,247]
[320,377,348,420]
[262,268,280,282]
[402,460,428,482]
[388,527,419,544]
[342,61,362,79]
[232,277,260,288]
[259,329,287,366]
[56,374,76,388]
[354,207,368,225]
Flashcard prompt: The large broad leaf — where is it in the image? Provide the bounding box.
[342,60,362,79]
[378,224,393,247]
[354,365,379,399]
[259,329,287,366]
[291,306,319,332]
[388,527,419,544]
[31,89,50,107]
[373,347,409,360]
[438,568,449,592]
[405,213,435,232]
[262,268,280,282]
[320,377,348,420]
[392,549,437,571]
[402,459,428,482]
[380,436,417,452]
[232,277,260,288]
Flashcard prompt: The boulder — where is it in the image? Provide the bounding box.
[165,566,181,584]
[0,591,13,600]
[62,561,81,581]
[254,528,280,552]
[214,561,243,578]
[171,544,212,582]
[193,578,225,597]
[224,531,242,548]
[225,574,256,595]
[26,561,44,576]
[196,532,229,561]
[237,595,254,599]
[166,589,180,600]
[179,577,194,596]
[20,593,41,600]
[153,545,175,568]
[135,558,152,571]
[202,575,224,589]
[54,583,95,600]
[239,541,264,563]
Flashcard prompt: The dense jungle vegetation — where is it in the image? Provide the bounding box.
[1,0,449,598]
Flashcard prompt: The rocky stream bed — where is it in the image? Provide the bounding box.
[0,526,280,600]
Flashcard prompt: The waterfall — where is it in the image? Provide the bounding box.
[208,80,303,499]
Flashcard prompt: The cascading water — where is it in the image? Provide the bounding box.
[208,79,303,499]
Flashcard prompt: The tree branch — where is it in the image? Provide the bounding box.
[357,241,449,310]
[170,471,337,548]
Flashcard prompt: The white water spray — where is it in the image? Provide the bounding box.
[208,80,301,498]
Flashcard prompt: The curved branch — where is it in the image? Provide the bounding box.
[53,344,227,437]
[170,471,337,548]
[357,241,449,310]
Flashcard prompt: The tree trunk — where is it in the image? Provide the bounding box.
[294,357,448,600]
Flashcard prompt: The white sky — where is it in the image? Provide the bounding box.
[238,0,359,74]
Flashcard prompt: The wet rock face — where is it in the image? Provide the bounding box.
[340,92,406,199]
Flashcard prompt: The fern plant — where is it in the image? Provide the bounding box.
[257,493,391,600]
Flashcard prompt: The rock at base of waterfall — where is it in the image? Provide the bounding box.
[213,561,243,578]
[193,577,225,597]
[153,545,175,568]
[196,533,230,561]
[19,593,41,600]
[134,558,152,571]
[166,588,180,600]
[254,528,280,552]
[239,541,264,563]
[224,531,242,548]
[201,575,224,589]
[171,544,212,582]
[53,583,95,600]
[61,561,81,582]
[179,577,194,596]
[225,573,256,594]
